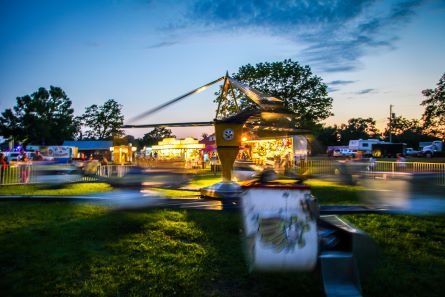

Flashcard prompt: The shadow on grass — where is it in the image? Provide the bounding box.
[0,202,212,297]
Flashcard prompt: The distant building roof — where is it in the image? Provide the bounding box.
[63,140,112,150]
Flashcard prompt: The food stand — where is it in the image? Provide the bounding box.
[241,136,308,168]
[110,144,137,164]
[151,137,204,167]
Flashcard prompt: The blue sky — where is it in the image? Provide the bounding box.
[1,0,444,138]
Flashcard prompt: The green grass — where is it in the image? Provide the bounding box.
[343,214,445,297]
[0,178,444,296]
[0,183,113,196]
[305,179,365,204]
[150,188,200,197]
[185,173,223,189]
[0,202,327,297]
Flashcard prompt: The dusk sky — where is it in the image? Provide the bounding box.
[1,0,444,138]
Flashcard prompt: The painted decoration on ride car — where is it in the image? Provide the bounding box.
[241,188,318,271]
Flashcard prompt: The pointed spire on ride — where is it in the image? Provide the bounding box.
[126,73,286,125]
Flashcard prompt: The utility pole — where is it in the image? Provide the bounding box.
[389,105,393,143]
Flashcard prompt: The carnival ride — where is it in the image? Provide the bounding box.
[121,73,386,297]
[124,73,308,196]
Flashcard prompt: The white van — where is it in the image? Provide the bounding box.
[348,139,383,155]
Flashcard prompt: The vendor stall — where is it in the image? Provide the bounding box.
[110,144,137,164]
[241,136,308,169]
[151,137,205,168]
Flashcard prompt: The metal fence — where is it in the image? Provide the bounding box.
[370,161,445,185]
[0,164,134,185]
[1,161,444,186]
[97,165,133,178]
[299,159,445,185]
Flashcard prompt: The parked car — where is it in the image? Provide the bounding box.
[404,148,420,156]
[6,151,34,162]
[7,152,21,161]
[332,148,355,157]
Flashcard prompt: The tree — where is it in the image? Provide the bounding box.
[339,118,380,144]
[388,116,421,136]
[0,86,78,145]
[315,124,341,147]
[137,127,175,147]
[384,116,437,148]
[79,99,124,140]
[421,73,445,139]
[113,135,136,146]
[218,59,333,127]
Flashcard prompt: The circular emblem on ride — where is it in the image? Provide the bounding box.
[223,128,234,141]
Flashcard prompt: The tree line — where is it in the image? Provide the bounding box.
[0,88,124,146]
[0,88,175,149]
[314,73,444,151]
[314,116,439,152]
[0,60,443,151]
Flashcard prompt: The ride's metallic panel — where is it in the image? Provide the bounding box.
[319,215,377,297]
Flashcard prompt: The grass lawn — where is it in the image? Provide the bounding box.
[185,173,222,189]
[149,188,200,197]
[0,183,113,196]
[305,179,365,205]
[0,178,444,296]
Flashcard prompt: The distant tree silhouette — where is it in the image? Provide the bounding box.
[79,99,124,140]
[0,86,78,145]
[138,127,175,147]
[421,73,445,139]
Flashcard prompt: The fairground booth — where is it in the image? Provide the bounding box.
[110,144,137,164]
[63,140,112,160]
[151,137,204,166]
[239,135,308,168]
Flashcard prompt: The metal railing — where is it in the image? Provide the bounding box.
[0,164,134,185]
[1,161,444,186]
[370,161,445,185]
[298,159,445,185]
[96,165,133,178]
